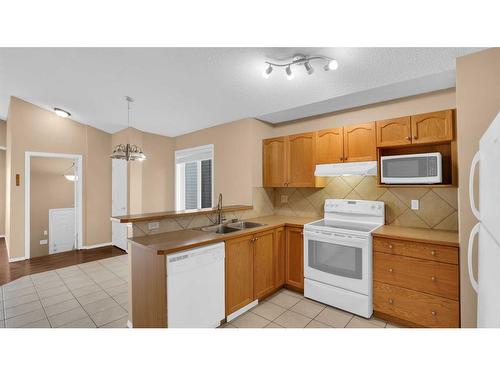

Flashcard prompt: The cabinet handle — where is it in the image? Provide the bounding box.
[388,298,394,304]
[388,268,393,273]
[407,136,411,141]
[431,310,437,316]
[413,135,418,140]
[431,250,436,256]
[431,276,436,282]
[340,156,344,161]
[388,243,393,249]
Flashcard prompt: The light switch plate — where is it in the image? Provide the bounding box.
[411,199,419,210]
[43,230,48,236]
[281,195,288,204]
[40,239,48,245]
[148,221,160,230]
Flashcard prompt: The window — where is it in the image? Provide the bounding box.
[175,144,214,210]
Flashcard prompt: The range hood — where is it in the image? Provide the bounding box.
[314,161,378,177]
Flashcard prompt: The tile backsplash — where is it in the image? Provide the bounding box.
[272,176,458,231]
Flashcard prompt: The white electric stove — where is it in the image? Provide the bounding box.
[304,199,385,318]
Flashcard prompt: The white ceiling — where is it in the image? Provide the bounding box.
[0,48,482,137]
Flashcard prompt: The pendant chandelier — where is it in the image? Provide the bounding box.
[110,96,146,162]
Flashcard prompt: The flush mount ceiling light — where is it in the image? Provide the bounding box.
[63,162,78,181]
[263,54,338,80]
[110,96,146,162]
[54,107,71,118]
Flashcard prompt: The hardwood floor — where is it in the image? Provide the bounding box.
[0,239,126,286]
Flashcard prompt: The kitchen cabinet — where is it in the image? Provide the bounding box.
[372,234,459,328]
[225,234,254,316]
[263,137,287,187]
[262,133,325,188]
[253,230,275,300]
[343,122,377,162]
[411,110,454,144]
[315,127,344,164]
[376,116,412,147]
[274,226,286,289]
[285,227,304,291]
[376,110,454,147]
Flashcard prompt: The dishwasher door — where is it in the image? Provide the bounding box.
[167,242,225,328]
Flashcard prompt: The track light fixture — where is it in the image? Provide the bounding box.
[263,54,338,80]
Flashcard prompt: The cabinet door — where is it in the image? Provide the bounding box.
[225,235,254,315]
[316,127,344,164]
[263,137,287,187]
[343,122,376,162]
[253,230,275,300]
[410,110,453,144]
[286,227,304,291]
[376,116,412,147]
[287,132,316,187]
[274,227,286,289]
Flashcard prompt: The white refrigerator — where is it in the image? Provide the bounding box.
[468,111,500,328]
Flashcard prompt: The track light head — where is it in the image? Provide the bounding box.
[285,65,294,80]
[324,59,339,71]
[304,61,314,75]
[262,64,273,79]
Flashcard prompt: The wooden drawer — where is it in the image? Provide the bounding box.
[373,236,458,265]
[373,281,459,328]
[374,252,459,300]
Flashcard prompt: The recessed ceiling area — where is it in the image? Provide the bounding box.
[0,47,482,137]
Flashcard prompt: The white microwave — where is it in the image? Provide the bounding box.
[381,152,442,184]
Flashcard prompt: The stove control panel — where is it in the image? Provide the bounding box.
[324,199,385,216]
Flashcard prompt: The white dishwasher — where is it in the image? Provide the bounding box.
[167,242,225,328]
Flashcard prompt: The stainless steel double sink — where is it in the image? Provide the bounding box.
[197,221,266,234]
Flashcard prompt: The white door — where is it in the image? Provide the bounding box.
[49,208,76,254]
[112,159,128,251]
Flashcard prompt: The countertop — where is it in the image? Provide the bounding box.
[372,225,459,247]
[128,215,318,255]
[111,205,253,223]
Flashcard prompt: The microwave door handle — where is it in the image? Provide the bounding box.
[469,151,481,220]
[467,222,480,293]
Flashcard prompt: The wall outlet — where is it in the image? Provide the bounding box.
[280,195,288,204]
[43,230,48,236]
[411,199,419,210]
[40,239,48,245]
[148,221,160,231]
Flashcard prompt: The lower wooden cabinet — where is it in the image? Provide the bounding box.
[285,227,304,291]
[373,234,460,328]
[274,226,286,289]
[253,230,275,300]
[225,235,254,316]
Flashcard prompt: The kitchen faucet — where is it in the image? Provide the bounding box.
[217,193,223,225]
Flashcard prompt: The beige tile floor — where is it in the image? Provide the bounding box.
[0,255,129,328]
[224,289,401,328]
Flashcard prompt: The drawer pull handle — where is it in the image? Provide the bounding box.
[431,310,437,316]
[388,268,393,273]
[388,298,394,304]
[388,244,393,249]
[431,276,436,282]
[431,250,436,256]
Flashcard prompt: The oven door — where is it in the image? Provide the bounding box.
[304,230,371,295]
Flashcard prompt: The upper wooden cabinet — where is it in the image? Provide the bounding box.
[376,110,454,147]
[263,133,325,188]
[315,127,344,164]
[263,137,287,187]
[376,116,412,147]
[343,122,377,162]
[411,110,453,144]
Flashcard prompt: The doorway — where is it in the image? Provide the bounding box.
[25,152,83,259]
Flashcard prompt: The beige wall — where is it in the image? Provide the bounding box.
[174,118,273,206]
[30,157,74,258]
[0,120,5,236]
[6,97,112,259]
[0,119,6,147]
[456,48,500,328]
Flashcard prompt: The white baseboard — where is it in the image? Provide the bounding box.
[80,242,112,250]
[227,300,258,322]
[127,320,133,328]
[9,256,26,263]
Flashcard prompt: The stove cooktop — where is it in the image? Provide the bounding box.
[305,219,381,233]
